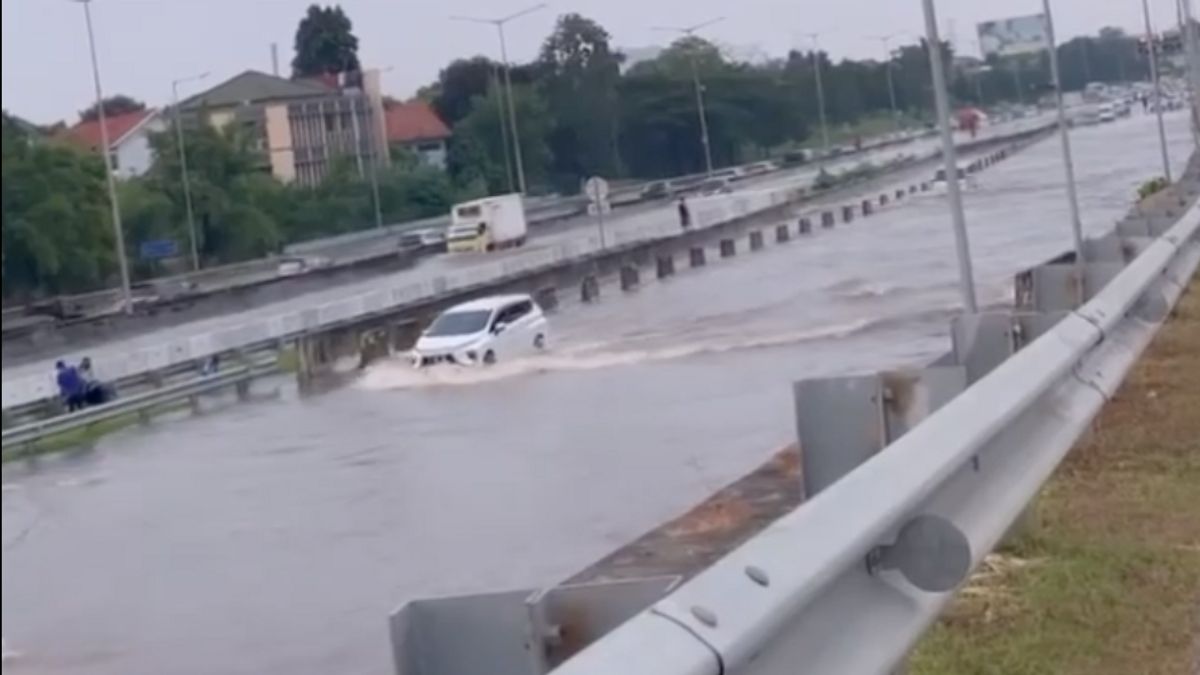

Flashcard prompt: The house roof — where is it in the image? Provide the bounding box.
[385,101,452,143]
[63,108,158,151]
[177,70,332,110]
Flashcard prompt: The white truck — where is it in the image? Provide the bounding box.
[446,194,528,253]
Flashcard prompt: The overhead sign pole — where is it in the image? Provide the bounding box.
[1040,4,1087,273]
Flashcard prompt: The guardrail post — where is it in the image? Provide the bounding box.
[689,247,707,268]
[619,265,640,292]
[580,275,600,303]
[656,255,675,279]
[909,185,917,194]
[775,224,791,243]
[720,239,736,258]
[921,182,930,192]
[880,194,889,206]
[821,211,835,228]
[749,231,764,251]
[235,379,251,401]
[842,205,855,223]
[799,217,813,235]
[862,200,874,216]
[896,189,905,200]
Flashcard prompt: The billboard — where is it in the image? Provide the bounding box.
[977,15,1049,58]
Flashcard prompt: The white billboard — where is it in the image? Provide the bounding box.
[977,15,1049,58]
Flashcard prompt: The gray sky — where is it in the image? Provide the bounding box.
[1,0,1184,123]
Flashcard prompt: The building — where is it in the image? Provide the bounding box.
[63,108,165,178]
[176,69,389,186]
[384,100,452,169]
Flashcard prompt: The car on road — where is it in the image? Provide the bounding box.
[411,294,549,367]
[399,227,447,255]
[639,180,670,201]
[276,256,330,278]
[931,166,977,195]
[1098,103,1117,123]
[696,177,735,196]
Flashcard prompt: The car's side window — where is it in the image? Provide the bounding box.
[507,301,532,323]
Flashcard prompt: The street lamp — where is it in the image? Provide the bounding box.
[653,17,724,177]
[171,71,209,271]
[72,0,132,312]
[868,34,902,130]
[921,0,978,313]
[1040,0,1087,276]
[1142,0,1174,182]
[801,32,832,153]
[451,3,547,195]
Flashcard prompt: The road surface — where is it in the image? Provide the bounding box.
[1,111,1190,675]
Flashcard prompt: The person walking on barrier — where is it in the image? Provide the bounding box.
[678,197,691,229]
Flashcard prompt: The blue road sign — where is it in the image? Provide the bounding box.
[139,239,180,260]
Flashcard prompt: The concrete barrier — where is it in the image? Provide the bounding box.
[581,276,600,303]
[879,194,889,206]
[776,224,791,243]
[656,255,676,279]
[862,200,874,216]
[896,189,905,200]
[921,182,930,192]
[619,265,640,291]
[799,217,813,235]
[720,239,737,258]
[749,231,765,251]
[689,247,707,268]
[535,286,558,312]
[909,185,917,194]
[842,206,855,223]
[822,211,836,228]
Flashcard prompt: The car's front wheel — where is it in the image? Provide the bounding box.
[533,334,546,350]
[482,350,497,365]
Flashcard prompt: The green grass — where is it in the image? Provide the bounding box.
[2,400,194,462]
[910,280,1200,675]
[794,112,925,150]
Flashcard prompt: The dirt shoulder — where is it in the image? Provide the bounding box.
[911,276,1200,675]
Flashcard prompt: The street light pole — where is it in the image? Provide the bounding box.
[921,0,978,313]
[654,18,724,177]
[452,4,546,195]
[1142,0,1174,182]
[870,35,901,130]
[1041,0,1087,278]
[171,71,208,271]
[75,0,132,312]
[1178,0,1200,148]
[803,33,831,153]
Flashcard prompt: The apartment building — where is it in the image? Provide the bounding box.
[177,69,389,186]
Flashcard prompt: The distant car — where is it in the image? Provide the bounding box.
[399,227,447,255]
[696,177,734,196]
[1098,103,1117,123]
[411,294,549,367]
[639,180,670,200]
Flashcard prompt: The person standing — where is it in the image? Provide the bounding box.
[678,197,691,229]
[55,361,85,412]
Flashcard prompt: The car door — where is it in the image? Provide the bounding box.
[496,300,534,357]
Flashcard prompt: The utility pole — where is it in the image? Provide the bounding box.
[870,34,902,130]
[452,4,546,195]
[1041,1,1087,279]
[74,0,132,312]
[921,0,978,313]
[493,64,516,193]
[802,32,832,152]
[654,18,725,176]
[171,71,209,271]
[1143,0,1175,182]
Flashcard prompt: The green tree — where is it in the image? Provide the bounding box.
[78,95,146,123]
[427,56,502,126]
[453,84,553,193]
[292,4,360,77]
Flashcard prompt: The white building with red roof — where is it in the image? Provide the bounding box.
[62,108,165,178]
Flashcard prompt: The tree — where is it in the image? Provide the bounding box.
[538,14,625,188]
[453,84,553,193]
[292,4,360,77]
[78,95,146,122]
[428,56,502,126]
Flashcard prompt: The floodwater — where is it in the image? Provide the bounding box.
[2,111,1192,675]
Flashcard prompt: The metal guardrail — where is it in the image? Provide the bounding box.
[1,358,279,450]
[537,196,1200,674]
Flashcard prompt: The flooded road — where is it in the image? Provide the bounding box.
[2,111,1193,675]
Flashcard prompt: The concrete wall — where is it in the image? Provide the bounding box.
[114,116,166,178]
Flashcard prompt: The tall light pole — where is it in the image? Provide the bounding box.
[869,34,902,130]
[922,0,978,313]
[452,3,546,195]
[654,17,724,176]
[171,71,208,271]
[1142,0,1174,182]
[73,0,132,312]
[1041,2,1087,276]
[802,32,831,153]
[1178,0,1200,148]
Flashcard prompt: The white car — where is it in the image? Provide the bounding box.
[411,294,549,367]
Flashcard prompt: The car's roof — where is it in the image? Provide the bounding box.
[445,293,533,312]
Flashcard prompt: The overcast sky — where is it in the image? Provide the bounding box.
[1,0,1186,123]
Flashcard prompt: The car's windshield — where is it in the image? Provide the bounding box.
[424,310,492,336]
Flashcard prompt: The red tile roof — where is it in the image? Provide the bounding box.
[385,101,451,143]
[64,109,156,151]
